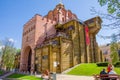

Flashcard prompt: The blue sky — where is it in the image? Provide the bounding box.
[0,0,114,49]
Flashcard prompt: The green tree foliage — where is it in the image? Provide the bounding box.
[1,38,16,70]
[110,43,119,64]
[0,41,2,56]
[97,1,120,62]
[110,34,119,64]
[16,49,21,55]
[98,0,120,16]
[90,0,120,41]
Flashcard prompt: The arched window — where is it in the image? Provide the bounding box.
[26,36,28,42]
[62,17,64,22]
[54,17,57,21]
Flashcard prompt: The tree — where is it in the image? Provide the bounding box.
[14,49,21,70]
[93,0,120,64]
[1,38,16,70]
[110,43,119,64]
[0,41,2,56]
[91,0,120,40]
[16,49,21,55]
[110,34,119,64]
[0,41,2,66]
[98,0,120,16]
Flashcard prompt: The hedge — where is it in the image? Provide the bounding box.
[114,61,120,67]
[96,62,108,67]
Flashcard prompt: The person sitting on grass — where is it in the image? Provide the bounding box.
[41,69,51,80]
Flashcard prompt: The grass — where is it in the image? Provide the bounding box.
[7,73,42,80]
[67,63,120,76]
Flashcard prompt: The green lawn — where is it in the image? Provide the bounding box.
[67,63,120,76]
[7,73,42,80]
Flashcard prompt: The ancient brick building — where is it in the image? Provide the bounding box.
[20,3,104,73]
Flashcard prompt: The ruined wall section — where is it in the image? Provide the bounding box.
[61,38,73,71]
[20,15,37,71]
[22,15,36,51]
[72,22,81,65]
[35,14,56,47]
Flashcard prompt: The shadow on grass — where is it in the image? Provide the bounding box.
[7,73,26,78]
[6,73,42,80]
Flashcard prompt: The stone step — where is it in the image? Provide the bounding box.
[0,72,14,79]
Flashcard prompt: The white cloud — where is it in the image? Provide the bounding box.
[8,38,17,43]
[0,45,4,50]
[0,46,2,50]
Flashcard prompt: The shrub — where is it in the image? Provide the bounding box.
[96,62,108,67]
[114,61,120,67]
[0,70,4,75]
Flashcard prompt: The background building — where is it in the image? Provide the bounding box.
[100,43,120,62]
[100,44,111,62]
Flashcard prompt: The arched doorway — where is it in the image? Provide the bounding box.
[28,49,32,72]
[23,46,32,72]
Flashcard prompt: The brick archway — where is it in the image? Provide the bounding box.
[27,49,32,72]
[22,46,32,72]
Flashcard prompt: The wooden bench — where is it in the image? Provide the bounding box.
[94,74,120,80]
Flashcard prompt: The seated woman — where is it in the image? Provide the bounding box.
[108,68,116,74]
[41,69,51,80]
[108,68,117,80]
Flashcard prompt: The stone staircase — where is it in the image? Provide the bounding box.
[0,71,14,79]
[61,64,81,74]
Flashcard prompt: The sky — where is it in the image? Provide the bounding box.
[0,0,115,49]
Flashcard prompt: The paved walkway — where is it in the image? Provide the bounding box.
[56,64,94,80]
[57,74,94,80]
[0,71,94,80]
[36,74,94,80]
